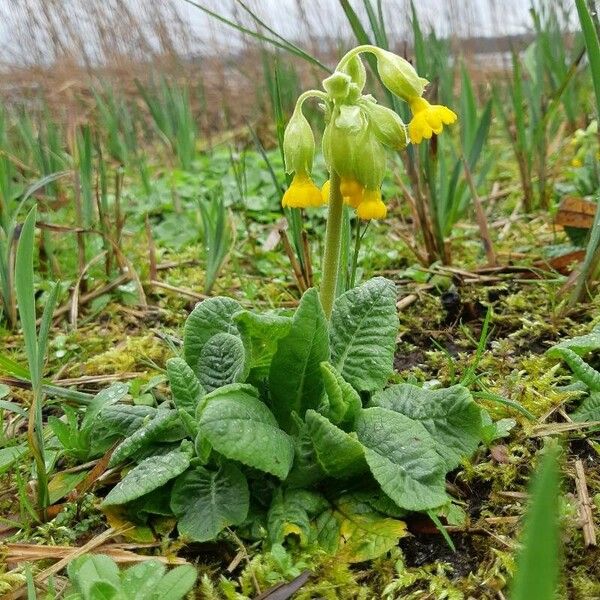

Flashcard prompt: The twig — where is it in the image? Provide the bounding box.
[145,214,158,281]
[301,229,313,288]
[462,156,497,266]
[278,227,307,293]
[149,280,208,301]
[574,459,597,547]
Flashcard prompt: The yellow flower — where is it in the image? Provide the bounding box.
[282,173,325,208]
[356,189,386,220]
[408,96,457,144]
[321,178,364,208]
[340,178,364,208]
[571,158,583,168]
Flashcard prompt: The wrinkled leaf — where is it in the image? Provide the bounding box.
[198,385,294,479]
[356,407,447,511]
[197,332,248,392]
[330,277,398,393]
[103,445,192,505]
[305,410,368,479]
[371,383,483,470]
[269,289,329,431]
[171,462,249,542]
[166,357,204,413]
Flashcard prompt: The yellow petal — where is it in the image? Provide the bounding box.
[356,189,386,220]
[282,174,325,208]
[408,96,457,144]
[321,179,331,204]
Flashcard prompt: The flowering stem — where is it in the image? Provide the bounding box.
[320,170,343,318]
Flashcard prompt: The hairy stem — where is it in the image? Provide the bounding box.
[320,170,344,318]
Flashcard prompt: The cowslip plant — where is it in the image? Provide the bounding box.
[88,277,492,563]
[279,45,456,316]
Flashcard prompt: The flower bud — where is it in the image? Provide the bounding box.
[339,54,367,93]
[322,105,368,181]
[283,107,315,175]
[322,71,352,101]
[372,48,428,101]
[360,99,408,150]
[352,127,386,191]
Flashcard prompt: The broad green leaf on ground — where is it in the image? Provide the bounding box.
[149,565,198,600]
[121,561,166,597]
[103,445,192,505]
[109,410,186,468]
[267,489,328,545]
[571,392,600,422]
[305,410,368,479]
[234,310,292,373]
[356,407,448,511]
[196,332,248,392]
[198,384,294,479]
[67,554,120,598]
[316,495,407,563]
[90,405,157,456]
[330,277,398,393]
[81,383,130,431]
[166,357,204,413]
[320,362,362,428]
[547,325,600,356]
[183,296,243,375]
[171,462,249,542]
[269,289,329,430]
[371,383,483,470]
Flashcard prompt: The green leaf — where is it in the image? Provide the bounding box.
[330,277,398,393]
[67,554,120,599]
[571,392,600,422]
[371,384,483,470]
[150,565,198,600]
[90,405,156,456]
[320,361,362,428]
[511,443,561,600]
[356,407,448,511]
[183,297,243,377]
[103,446,192,505]
[166,357,204,413]
[109,410,186,468]
[267,489,328,545]
[171,462,249,542]
[234,310,292,373]
[305,410,368,479]
[15,207,39,389]
[269,288,329,430]
[547,325,600,356]
[196,332,248,392]
[81,383,130,432]
[198,385,294,479]
[549,348,600,391]
[121,561,166,597]
[316,494,407,563]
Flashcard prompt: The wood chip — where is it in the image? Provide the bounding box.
[574,459,597,547]
[555,196,597,229]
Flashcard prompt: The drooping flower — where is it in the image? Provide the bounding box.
[321,178,365,209]
[356,189,387,220]
[408,96,457,144]
[282,173,325,209]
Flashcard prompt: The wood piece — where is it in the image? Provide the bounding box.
[555,196,597,230]
[574,459,597,547]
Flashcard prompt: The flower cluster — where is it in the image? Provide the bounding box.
[281,46,457,220]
